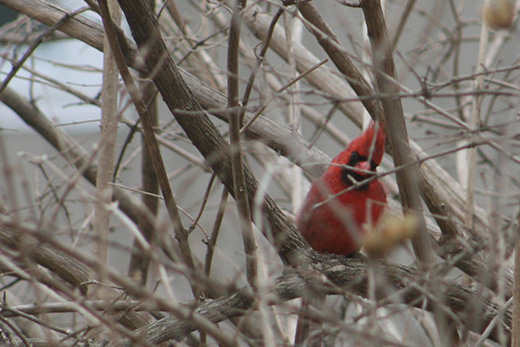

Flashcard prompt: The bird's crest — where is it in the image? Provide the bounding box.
[347,122,386,166]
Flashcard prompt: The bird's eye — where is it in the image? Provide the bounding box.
[350,151,360,163]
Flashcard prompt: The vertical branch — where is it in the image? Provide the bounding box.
[465,14,489,229]
[280,11,306,345]
[227,0,257,288]
[93,0,121,289]
[360,0,434,265]
[514,211,520,346]
[97,0,199,297]
[283,10,305,214]
[487,123,509,345]
[128,79,159,284]
[360,1,457,344]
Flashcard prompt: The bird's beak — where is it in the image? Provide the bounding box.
[356,161,371,174]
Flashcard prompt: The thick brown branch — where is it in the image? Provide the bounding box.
[140,253,511,344]
[360,0,435,265]
[296,1,383,120]
[0,219,511,344]
[0,222,151,331]
[116,0,305,265]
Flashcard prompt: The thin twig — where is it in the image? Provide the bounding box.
[227,0,258,289]
[238,7,284,125]
[188,174,216,234]
[205,187,229,276]
[0,7,89,93]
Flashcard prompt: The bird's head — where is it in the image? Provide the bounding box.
[332,122,386,190]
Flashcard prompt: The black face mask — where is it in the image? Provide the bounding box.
[340,151,377,191]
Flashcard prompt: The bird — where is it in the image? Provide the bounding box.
[294,122,387,345]
[296,122,387,255]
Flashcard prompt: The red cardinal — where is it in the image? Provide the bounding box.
[294,123,387,345]
[297,122,387,255]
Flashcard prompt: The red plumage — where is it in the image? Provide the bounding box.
[296,123,387,255]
